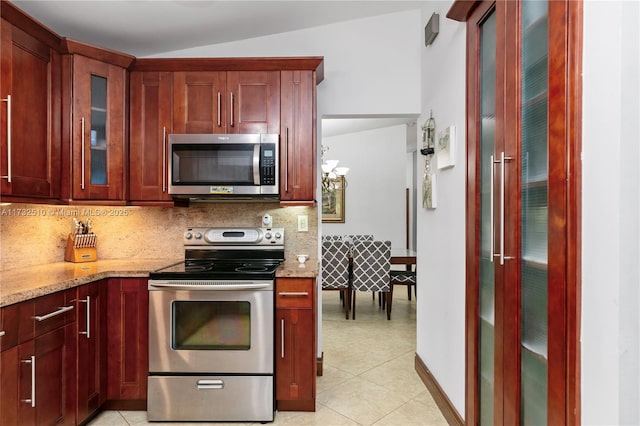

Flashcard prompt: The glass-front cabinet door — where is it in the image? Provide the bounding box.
[459,0,581,424]
[71,54,126,200]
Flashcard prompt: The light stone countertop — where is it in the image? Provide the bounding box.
[1,258,318,307]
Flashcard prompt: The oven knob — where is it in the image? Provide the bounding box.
[194,232,203,239]
[265,232,272,240]
[185,232,193,240]
[275,232,282,239]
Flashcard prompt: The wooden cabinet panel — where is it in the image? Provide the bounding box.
[0,19,61,200]
[173,70,279,135]
[275,277,316,411]
[227,71,280,134]
[129,71,173,202]
[68,54,126,201]
[77,281,107,423]
[173,71,226,134]
[1,295,76,426]
[279,70,315,202]
[106,278,148,407]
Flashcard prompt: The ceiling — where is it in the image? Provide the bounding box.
[11,0,424,57]
[10,0,421,139]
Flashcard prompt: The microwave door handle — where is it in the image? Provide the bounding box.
[253,144,260,185]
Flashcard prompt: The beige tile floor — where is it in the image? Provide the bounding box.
[89,288,448,426]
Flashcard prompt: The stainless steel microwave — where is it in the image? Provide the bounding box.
[168,133,279,199]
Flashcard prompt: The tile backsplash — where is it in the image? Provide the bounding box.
[0,202,317,271]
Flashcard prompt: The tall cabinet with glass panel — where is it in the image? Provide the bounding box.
[450,0,582,424]
[68,53,128,201]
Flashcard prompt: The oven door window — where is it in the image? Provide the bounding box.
[172,301,251,350]
[172,144,257,185]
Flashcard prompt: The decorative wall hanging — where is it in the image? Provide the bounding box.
[423,173,437,209]
[437,125,456,169]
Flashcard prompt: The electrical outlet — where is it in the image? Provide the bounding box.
[297,215,308,232]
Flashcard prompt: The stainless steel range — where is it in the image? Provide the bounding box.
[147,227,284,422]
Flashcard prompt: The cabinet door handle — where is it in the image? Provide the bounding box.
[492,152,513,265]
[81,117,86,190]
[79,296,91,338]
[490,155,496,263]
[21,355,36,407]
[1,94,11,182]
[284,127,289,192]
[229,92,234,127]
[33,305,74,322]
[278,291,309,297]
[217,92,221,127]
[162,126,167,193]
[280,318,285,359]
[0,330,5,337]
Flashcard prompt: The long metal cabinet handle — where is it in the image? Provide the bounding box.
[162,126,167,192]
[494,152,514,265]
[197,379,224,390]
[253,144,260,185]
[284,127,289,192]
[81,117,86,190]
[21,356,36,407]
[217,92,221,127]
[79,296,91,338]
[490,154,495,263]
[281,318,285,358]
[278,291,309,297]
[33,305,74,322]
[1,95,11,182]
[229,92,234,127]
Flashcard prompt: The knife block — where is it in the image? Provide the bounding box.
[64,233,97,263]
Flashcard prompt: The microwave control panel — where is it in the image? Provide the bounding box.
[260,143,277,185]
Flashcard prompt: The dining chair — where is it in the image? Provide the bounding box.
[350,240,392,320]
[384,268,417,314]
[322,234,343,242]
[391,268,416,298]
[321,240,351,319]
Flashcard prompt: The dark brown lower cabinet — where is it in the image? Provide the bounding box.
[1,290,76,426]
[77,280,107,423]
[275,277,316,411]
[106,278,149,409]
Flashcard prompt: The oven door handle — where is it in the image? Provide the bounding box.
[148,281,272,291]
[197,379,224,390]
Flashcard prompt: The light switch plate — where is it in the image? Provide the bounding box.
[297,215,308,232]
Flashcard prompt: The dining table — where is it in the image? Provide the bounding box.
[390,248,417,267]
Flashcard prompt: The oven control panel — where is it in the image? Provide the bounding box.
[184,227,284,246]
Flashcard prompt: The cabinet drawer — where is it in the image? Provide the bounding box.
[276,279,314,308]
[33,289,76,338]
[0,303,20,352]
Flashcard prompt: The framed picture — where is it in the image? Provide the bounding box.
[437,125,456,169]
[322,176,345,223]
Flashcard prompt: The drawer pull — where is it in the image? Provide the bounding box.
[278,291,309,297]
[0,330,5,337]
[34,305,74,322]
[79,296,91,338]
[21,356,36,407]
[197,379,224,390]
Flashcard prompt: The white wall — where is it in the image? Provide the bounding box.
[416,3,467,417]
[147,10,422,117]
[322,124,408,247]
[582,1,640,424]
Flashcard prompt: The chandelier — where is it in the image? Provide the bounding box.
[320,145,349,191]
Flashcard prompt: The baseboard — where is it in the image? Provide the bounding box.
[101,399,147,411]
[317,352,323,376]
[414,353,464,426]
